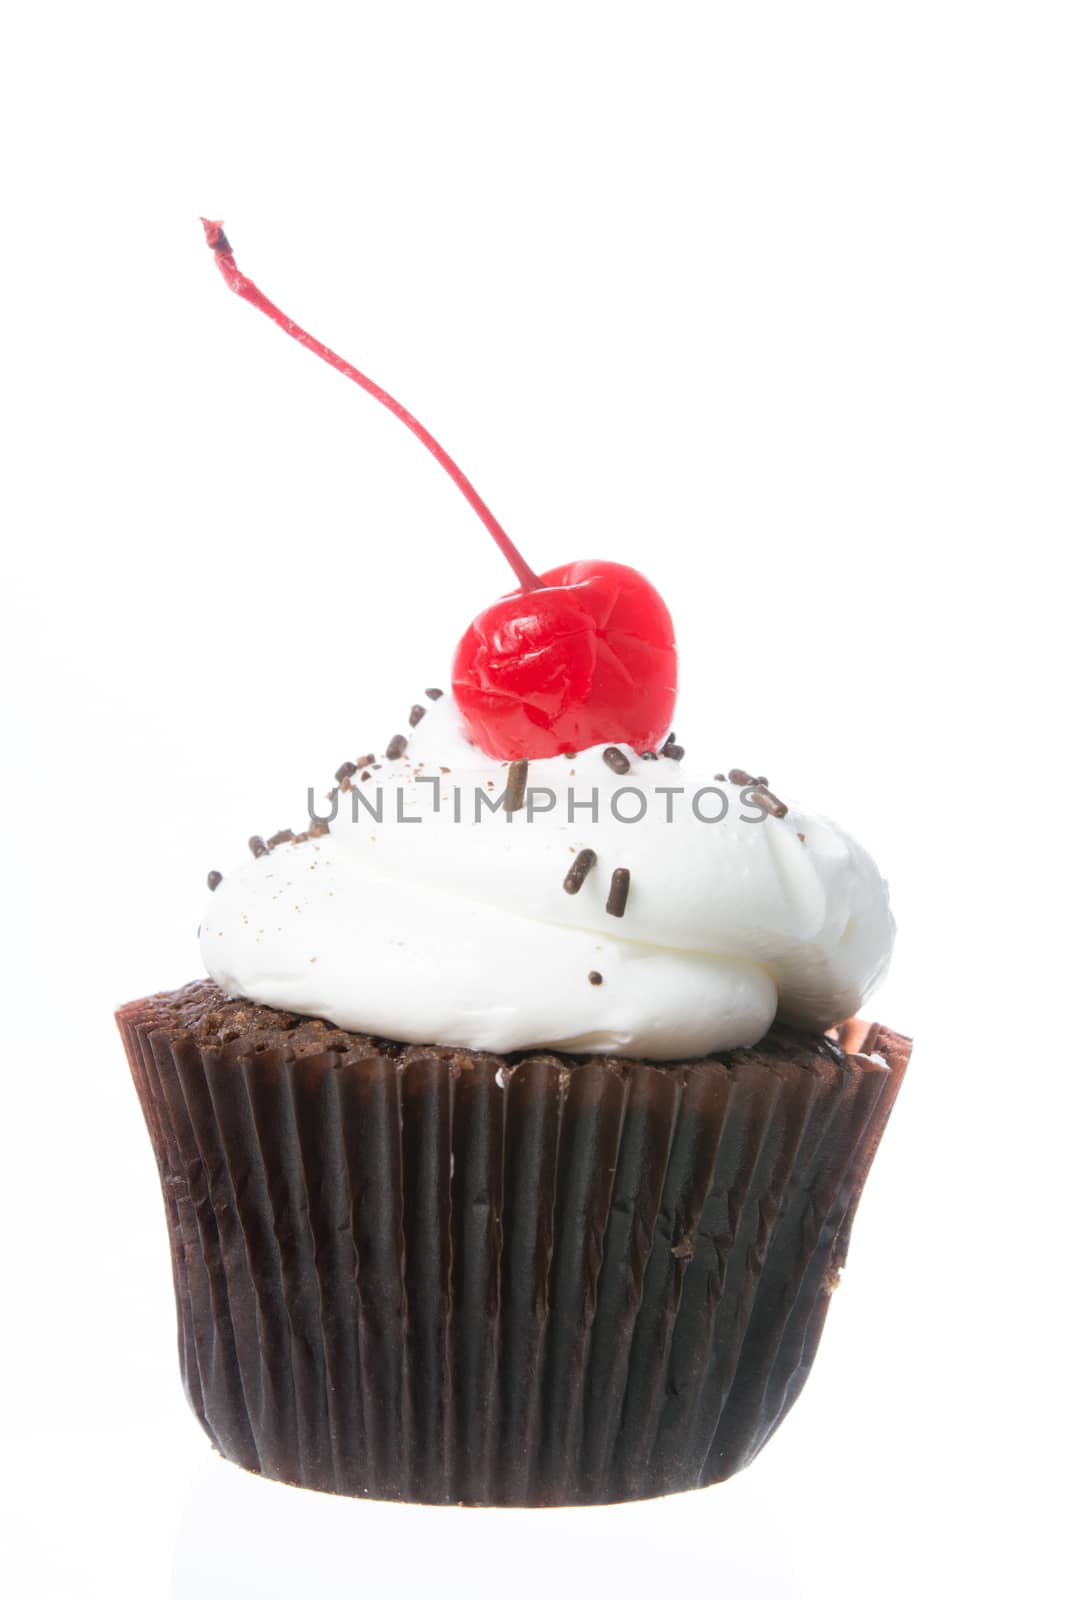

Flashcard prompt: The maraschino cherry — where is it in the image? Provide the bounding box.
[452,562,675,759]
[202,220,677,759]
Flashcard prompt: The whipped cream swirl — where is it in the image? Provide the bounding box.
[200,696,894,1060]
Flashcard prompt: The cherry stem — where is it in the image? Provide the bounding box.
[199,219,544,593]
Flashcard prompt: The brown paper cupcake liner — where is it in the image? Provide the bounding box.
[118,986,909,1506]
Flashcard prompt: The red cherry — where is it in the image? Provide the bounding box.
[202,221,677,758]
[452,561,676,759]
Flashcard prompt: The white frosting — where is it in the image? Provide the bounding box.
[200,696,894,1060]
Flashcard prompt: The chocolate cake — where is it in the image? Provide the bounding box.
[119,981,909,1506]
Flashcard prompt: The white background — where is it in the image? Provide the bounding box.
[2,3,1064,1595]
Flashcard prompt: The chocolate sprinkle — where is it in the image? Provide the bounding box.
[640,751,657,761]
[308,819,330,838]
[505,759,529,813]
[335,761,357,783]
[409,704,426,728]
[728,767,756,786]
[425,687,444,700]
[606,866,631,918]
[603,746,631,775]
[386,734,408,760]
[356,753,375,769]
[249,836,269,859]
[207,870,222,892]
[749,785,789,819]
[267,829,294,848]
[563,848,597,894]
[588,970,603,986]
[662,743,685,761]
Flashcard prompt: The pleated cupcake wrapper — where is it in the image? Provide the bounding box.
[118,1006,909,1506]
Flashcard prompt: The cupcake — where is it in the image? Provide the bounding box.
[116,224,909,1507]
